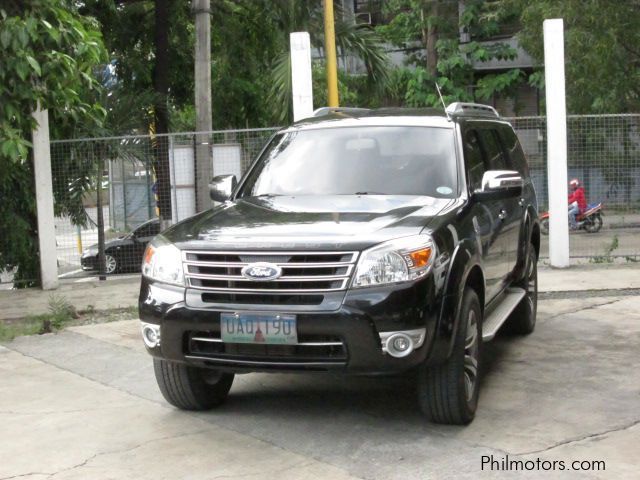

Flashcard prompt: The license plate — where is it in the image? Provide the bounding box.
[220,313,297,345]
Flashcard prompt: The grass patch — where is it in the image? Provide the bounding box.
[0,295,138,342]
[590,235,619,264]
[0,318,46,342]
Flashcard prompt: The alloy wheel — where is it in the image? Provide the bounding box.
[105,254,117,274]
[463,310,479,403]
[525,250,538,315]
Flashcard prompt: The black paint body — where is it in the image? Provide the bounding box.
[139,110,539,374]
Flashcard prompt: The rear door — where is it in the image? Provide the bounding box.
[497,125,530,275]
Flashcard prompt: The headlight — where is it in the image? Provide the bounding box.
[141,236,184,286]
[351,235,435,288]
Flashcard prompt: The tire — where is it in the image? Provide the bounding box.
[506,243,537,335]
[584,214,603,233]
[418,288,482,425]
[105,254,118,274]
[153,359,234,410]
[540,218,549,235]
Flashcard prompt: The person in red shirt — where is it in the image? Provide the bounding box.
[568,178,587,229]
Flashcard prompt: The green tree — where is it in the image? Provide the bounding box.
[267,0,390,123]
[0,0,107,286]
[378,0,525,107]
[513,0,640,113]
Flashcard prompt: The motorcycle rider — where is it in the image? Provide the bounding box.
[568,178,587,230]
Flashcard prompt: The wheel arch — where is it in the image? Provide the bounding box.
[428,239,484,363]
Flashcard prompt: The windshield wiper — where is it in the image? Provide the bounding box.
[353,191,385,195]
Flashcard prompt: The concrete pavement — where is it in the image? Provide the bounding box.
[1,294,639,479]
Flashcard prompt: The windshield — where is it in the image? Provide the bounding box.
[239,126,458,198]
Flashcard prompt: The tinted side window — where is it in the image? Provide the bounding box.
[498,126,529,176]
[478,129,508,170]
[463,129,486,191]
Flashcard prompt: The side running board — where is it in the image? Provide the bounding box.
[482,287,526,341]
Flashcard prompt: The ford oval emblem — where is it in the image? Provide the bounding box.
[241,262,283,281]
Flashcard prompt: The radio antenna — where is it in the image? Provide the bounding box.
[435,83,451,120]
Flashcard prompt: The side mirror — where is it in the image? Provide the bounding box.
[209,174,237,202]
[474,170,523,200]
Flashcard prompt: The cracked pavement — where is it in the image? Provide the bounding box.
[1,295,639,479]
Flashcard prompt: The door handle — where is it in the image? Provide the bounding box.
[498,209,507,220]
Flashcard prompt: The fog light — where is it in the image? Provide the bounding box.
[141,323,161,348]
[379,328,426,358]
[385,333,413,358]
[392,335,411,352]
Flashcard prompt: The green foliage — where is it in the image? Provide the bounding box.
[0,317,45,342]
[590,235,619,264]
[266,1,390,123]
[47,293,78,329]
[377,0,524,108]
[0,0,107,286]
[513,0,640,113]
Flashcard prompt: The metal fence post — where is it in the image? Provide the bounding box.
[543,19,570,268]
[32,105,59,289]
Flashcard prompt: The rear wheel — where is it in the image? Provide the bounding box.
[540,218,549,235]
[154,359,234,410]
[418,288,481,425]
[584,214,603,233]
[506,243,537,334]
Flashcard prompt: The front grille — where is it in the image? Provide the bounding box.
[201,293,324,305]
[185,330,348,364]
[183,251,358,305]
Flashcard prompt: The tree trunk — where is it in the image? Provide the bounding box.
[425,1,439,78]
[153,0,172,225]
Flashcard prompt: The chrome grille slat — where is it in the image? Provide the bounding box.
[186,284,348,294]
[190,337,343,347]
[184,261,354,267]
[185,274,351,281]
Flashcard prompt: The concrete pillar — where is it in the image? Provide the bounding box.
[193,0,212,211]
[290,32,314,121]
[32,105,59,289]
[543,19,570,268]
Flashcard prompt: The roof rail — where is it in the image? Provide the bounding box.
[312,107,370,117]
[445,102,500,118]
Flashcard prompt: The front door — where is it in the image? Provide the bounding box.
[463,127,510,302]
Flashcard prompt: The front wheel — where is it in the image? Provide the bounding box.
[418,288,482,425]
[104,254,118,274]
[154,359,234,410]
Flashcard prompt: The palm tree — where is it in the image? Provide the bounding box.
[264,0,390,123]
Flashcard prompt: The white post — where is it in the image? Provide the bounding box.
[290,32,314,121]
[32,105,59,289]
[543,19,570,268]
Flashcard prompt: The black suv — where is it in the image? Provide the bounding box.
[139,103,540,425]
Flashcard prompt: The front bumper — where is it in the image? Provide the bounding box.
[138,275,443,374]
[80,252,98,271]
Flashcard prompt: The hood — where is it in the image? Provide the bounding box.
[164,195,453,251]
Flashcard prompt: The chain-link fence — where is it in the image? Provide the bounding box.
[1,115,639,286]
[43,128,277,283]
[508,114,640,261]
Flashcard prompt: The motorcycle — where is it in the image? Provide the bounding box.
[540,202,603,235]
